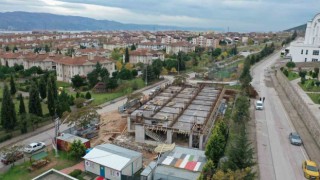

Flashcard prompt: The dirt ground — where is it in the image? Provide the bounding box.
[91,110,157,166]
[91,110,127,146]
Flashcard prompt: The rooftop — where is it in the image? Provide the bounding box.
[32,169,77,180]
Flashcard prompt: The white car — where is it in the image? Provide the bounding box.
[24,142,46,153]
[255,100,264,110]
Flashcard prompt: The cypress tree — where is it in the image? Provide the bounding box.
[28,81,43,117]
[10,74,16,95]
[125,47,129,63]
[1,84,17,131]
[56,91,71,118]
[18,93,26,115]
[47,76,55,117]
[38,76,47,99]
[50,75,58,99]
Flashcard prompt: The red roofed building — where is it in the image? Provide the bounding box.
[166,41,195,54]
[125,49,164,64]
[55,55,115,82]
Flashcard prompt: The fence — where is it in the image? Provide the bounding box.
[275,70,320,147]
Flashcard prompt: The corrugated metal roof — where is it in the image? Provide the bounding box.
[83,144,142,171]
[140,161,157,176]
[83,148,130,171]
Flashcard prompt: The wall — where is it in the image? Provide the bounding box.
[275,70,320,147]
[121,156,143,176]
[84,160,100,175]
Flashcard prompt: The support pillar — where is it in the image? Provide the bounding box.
[135,125,145,143]
[189,133,193,148]
[167,130,173,144]
[199,135,204,150]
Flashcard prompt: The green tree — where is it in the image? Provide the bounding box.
[125,47,129,63]
[70,140,86,159]
[44,44,50,53]
[198,160,215,180]
[38,76,47,99]
[12,46,18,53]
[106,78,118,90]
[47,76,55,117]
[131,44,136,51]
[28,81,43,117]
[5,46,10,52]
[118,68,132,80]
[152,59,163,79]
[56,91,71,118]
[1,84,17,131]
[18,93,26,115]
[85,92,91,99]
[71,75,85,88]
[142,65,155,84]
[10,74,16,95]
[286,61,296,69]
[87,70,99,88]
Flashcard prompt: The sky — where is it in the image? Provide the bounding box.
[0,0,319,32]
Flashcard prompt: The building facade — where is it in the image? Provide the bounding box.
[289,13,320,62]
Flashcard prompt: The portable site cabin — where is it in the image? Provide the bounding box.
[83,144,143,180]
[56,133,90,152]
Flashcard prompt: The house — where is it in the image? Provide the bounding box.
[166,41,195,54]
[0,52,24,67]
[141,146,207,180]
[288,13,320,62]
[56,133,90,152]
[83,144,143,180]
[32,168,77,180]
[125,49,164,64]
[55,55,115,82]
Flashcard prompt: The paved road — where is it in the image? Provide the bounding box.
[252,52,308,180]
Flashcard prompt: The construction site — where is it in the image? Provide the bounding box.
[127,83,227,150]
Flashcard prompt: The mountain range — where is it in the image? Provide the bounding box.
[0,11,215,31]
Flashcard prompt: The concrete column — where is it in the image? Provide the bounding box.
[167,130,173,144]
[199,135,204,150]
[135,125,145,143]
[189,134,193,148]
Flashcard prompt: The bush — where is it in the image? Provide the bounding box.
[280,67,284,71]
[85,92,91,99]
[69,169,82,178]
[283,69,289,77]
[0,134,12,143]
[286,61,296,69]
[301,77,306,84]
[74,98,85,108]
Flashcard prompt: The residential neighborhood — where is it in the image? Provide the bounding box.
[0,2,320,180]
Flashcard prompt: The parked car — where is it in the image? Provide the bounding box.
[302,160,320,179]
[1,151,24,165]
[24,142,46,153]
[289,132,303,146]
[255,100,264,110]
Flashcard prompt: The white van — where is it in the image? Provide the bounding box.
[255,100,264,110]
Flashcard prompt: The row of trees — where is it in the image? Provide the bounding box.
[282,31,297,46]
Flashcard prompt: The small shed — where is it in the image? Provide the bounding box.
[57,133,90,152]
[83,144,143,180]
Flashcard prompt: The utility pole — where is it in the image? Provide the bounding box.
[53,117,59,157]
[178,51,180,75]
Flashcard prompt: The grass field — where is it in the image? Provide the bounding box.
[298,80,320,92]
[307,93,320,104]
[287,71,300,81]
[0,150,81,180]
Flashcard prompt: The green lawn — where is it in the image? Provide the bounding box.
[225,84,241,90]
[307,93,320,104]
[287,71,300,81]
[57,81,72,88]
[0,150,81,180]
[298,80,320,92]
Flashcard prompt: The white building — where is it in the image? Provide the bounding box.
[83,144,143,180]
[289,13,320,62]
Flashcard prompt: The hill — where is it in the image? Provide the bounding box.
[284,24,307,32]
[0,11,213,31]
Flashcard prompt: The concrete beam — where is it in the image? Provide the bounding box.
[166,130,173,144]
[135,125,145,143]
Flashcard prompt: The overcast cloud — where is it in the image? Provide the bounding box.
[0,0,319,32]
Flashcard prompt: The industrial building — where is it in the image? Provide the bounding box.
[128,83,226,150]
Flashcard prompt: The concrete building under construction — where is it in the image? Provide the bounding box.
[127,83,227,150]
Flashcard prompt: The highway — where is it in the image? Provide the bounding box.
[252,52,308,180]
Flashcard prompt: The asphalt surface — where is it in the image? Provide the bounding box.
[252,52,308,180]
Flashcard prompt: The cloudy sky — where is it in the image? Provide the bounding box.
[0,0,319,32]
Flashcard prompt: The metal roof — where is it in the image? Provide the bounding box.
[83,144,142,171]
[140,161,157,176]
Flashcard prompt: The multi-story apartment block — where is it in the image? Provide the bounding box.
[124,49,164,64]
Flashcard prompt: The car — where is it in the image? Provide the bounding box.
[302,160,320,179]
[1,151,24,165]
[24,142,46,153]
[255,100,264,110]
[289,132,303,146]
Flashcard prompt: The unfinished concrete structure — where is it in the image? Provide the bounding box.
[127,83,226,150]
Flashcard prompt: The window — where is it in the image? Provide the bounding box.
[305,58,307,62]
[312,58,318,62]
[313,50,319,55]
[301,49,304,54]
[306,50,308,55]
